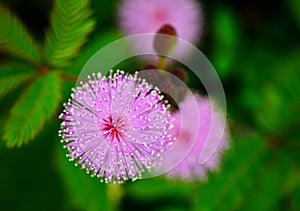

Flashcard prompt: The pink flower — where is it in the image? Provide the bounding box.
[164,93,229,181]
[119,0,202,45]
[59,71,174,183]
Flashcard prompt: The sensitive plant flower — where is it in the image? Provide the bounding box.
[119,0,202,45]
[164,93,229,181]
[59,71,174,183]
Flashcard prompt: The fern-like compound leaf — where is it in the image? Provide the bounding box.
[0,65,35,98]
[3,71,62,147]
[44,0,96,68]
[0,5,42,64]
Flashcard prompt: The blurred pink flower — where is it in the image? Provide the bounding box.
[59,71,174,183]
[118,0,203,46]
[165,93,229,181]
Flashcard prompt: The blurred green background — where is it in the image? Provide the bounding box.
[0,0,300,210]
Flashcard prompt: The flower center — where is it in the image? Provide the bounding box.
[101,115,126,141]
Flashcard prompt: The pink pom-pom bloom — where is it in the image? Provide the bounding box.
[165,93,229,181]
[119,0,202,45]
[59,71,174,183]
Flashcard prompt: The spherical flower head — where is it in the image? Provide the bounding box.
[59,71,174,183]
[119,0,202,45]
[165,93,229,181]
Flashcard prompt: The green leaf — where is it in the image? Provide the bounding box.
[3,71,62,147]
[255,85,284,133]
[0,65,35,98]
[44,0,96,68]
[125,178,192,210]
[252,52,300,135]
[0,121,66,210]
[237,167,282,211]
[287,0,300,28]
[211,6,240,78]
[194,134,267,210]
[66,30,122,75]
[56,146,112,211]
[291,186,300,210]
[0,115,6,149]
[0,5,41,64]
[126,178,191,200]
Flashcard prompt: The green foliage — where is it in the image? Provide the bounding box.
[291,187,300,210]
[0,5,42,64]
[66,31,122,75]
[237,166,282,211]
[90,0,119,30]
[287,0,300,27]
[0,121,66,210]
[44,0,96,68]
[211,6,240,78]
[126,178,192,200]
[0,65,35,98]
[3,72,62,147]
[0,116,6,149]
[194,134,267,210]
[0,0,300,210]
[243,51,300,135]
[0,0,96,148]
[56,146,111,211]
[123,178,192,210]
